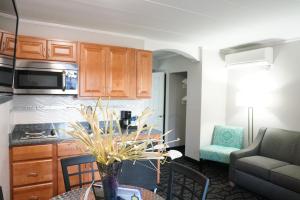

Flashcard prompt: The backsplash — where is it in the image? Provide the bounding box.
[12,95,150,124]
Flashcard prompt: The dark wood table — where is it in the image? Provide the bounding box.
[51,186,164,200]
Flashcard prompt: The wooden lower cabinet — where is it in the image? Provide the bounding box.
[11,136,160,199]
[12,160,53,187]
[13,183,53,200]
[10,144,55,200]
[12,144,53,162]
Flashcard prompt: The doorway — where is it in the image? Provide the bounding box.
[166,72,187,148]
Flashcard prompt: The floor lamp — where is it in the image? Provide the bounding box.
[248,107,254,145]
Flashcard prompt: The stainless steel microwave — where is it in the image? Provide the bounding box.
[0,57,14,94]
[14,60,78,95]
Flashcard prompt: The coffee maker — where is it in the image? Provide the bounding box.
[119,111,131,129]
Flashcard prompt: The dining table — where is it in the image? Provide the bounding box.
[51,185,165,200]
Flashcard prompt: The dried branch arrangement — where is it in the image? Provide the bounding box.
[66,99,182,166]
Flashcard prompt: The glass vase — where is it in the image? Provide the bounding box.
[97,162,122,200]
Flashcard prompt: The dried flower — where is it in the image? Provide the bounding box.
[66,98,182,165]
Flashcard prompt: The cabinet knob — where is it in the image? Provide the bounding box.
[28,172,38,177]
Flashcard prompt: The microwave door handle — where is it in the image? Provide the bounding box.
[62,71,66,91]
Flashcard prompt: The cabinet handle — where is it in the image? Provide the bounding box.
[29,195,40,200]
[27,172,38,177]
[48,48,50,57]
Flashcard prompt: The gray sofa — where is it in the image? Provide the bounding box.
[230,127,300,200]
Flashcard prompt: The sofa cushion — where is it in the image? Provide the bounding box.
[270,165,300,193]
[200,145,240,164]
[235,156,289,180]
[259,128,300,163]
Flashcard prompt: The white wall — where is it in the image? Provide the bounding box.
[200,49,227,148]
[0,100,12,200]
[155,54,202,160]
[226,41,300,141]
[12,96,150,124]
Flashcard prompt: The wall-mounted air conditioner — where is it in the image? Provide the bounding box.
[225,47,273,69]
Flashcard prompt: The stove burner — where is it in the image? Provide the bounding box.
[20,129,58,140]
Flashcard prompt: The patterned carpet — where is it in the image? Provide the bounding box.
[157,157,268,200]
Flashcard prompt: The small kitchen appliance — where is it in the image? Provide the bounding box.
[119,111,131,129]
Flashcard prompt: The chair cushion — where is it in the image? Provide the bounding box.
[235,156,289,180]
[270,165,300,193]
[212,125,244,149]
[259,128,300,163]
[200,145,240,164]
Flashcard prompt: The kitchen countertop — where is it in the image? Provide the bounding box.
[9,122,162,147]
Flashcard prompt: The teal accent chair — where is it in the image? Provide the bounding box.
[200,125,244,164]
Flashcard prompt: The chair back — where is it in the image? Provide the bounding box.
[212,125,244,149]
[118,160,157,191]
[61,155,99,191]
[167,162,209,200]
[0,186,3,200]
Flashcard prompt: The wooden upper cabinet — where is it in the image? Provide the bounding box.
[80,43,107,97]
[136,50,153,98]
[106,47,133,97]
[1,33,15,56]
[17,36,47,59]
[47,40,77,62]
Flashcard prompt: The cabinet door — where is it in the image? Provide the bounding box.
[106,47,131,97]
[12,159,53,186]
[12,144,53,162]
[13,183,53,200]
[136,50,152,98]
[17,36,47,59]
[79,43,107,97]
[47,40,77,62]
[0,33,15,56]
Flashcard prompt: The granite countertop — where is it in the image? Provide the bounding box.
[9,122,162,147]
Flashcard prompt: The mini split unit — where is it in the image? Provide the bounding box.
[225,47,273,69]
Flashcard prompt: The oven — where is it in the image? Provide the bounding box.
[14,60,78,95]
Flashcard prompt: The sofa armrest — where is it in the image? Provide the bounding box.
[230,127,267,167]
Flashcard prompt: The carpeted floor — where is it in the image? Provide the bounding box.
[157,157,268,200]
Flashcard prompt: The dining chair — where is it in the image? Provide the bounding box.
[118,160,158,191]
[61,155,99,191]
[167,162,209,200]
[0,186,4,200]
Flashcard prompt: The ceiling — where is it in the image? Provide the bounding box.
[15,0,300,48]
